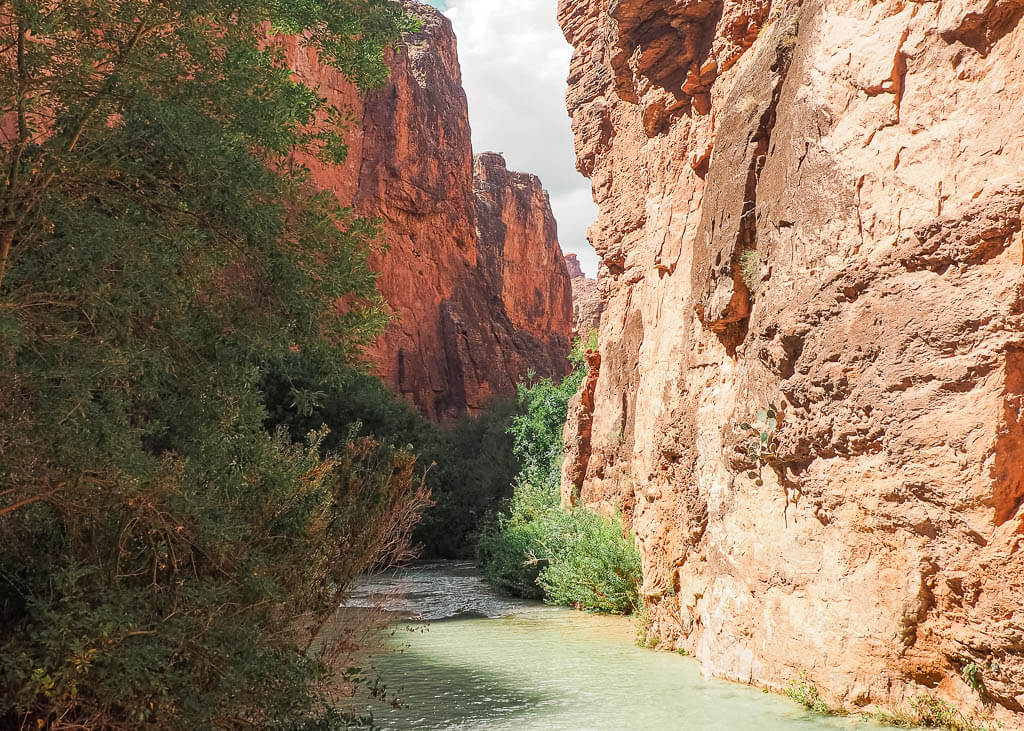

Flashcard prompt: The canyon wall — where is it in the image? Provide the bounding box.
[469,152,575,391]
[559,0,1024,723]
[565,253,604,339]
[287,1,572,421]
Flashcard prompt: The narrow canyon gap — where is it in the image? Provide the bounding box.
[285,1,574,422]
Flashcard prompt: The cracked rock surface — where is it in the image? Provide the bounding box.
[559,0,1024,721]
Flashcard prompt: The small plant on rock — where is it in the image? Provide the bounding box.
[739,405,780,485]
[909,695,1002,731]
[872,696,1003,731]
[739,248,759,290]
[785,671,840,715]
[961,660,985,696]
[634,603,656,648]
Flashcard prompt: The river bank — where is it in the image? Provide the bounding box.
[346,562,900,730]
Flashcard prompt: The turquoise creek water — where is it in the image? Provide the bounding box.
[345,562,901,731]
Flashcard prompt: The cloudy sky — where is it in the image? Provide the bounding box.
[425,0,599,277]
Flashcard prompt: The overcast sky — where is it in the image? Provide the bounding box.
[425,0,599,277]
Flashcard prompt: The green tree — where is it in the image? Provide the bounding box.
[264,368,521,559]
[507,345,587,492]
[0,1,426,727]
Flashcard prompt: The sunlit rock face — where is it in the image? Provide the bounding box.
[559,0,1024,721]
[285,1,572,420]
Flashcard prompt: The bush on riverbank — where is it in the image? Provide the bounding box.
[537,507,642,614]
[265,369,520,559]
[477,479,558,599]
[478,338,642,614]
[477,483,641,614]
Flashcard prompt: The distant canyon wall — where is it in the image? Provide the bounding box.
[565,253,604,340]
[286,1,572,421]
[559,0,1023,723]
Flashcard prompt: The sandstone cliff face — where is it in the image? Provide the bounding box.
[565,253,604,340]
[559,0,1024,722]
[287,2,572,420]
[468,153,575,395]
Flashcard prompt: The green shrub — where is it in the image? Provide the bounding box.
[538,508,642,614]
[508,362,586,492]
[478,337,641,614]
[0,429,431,729]
[418,400,520,558]
[873,696,1003,731]
[477,482,641,614]
[785,671,841,715]
[787,674,1005,731]
[477,479,560,598]
[908,696,1001,731]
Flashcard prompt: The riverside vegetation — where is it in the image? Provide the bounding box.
[0,3,615,723]
[264,369,519,559]
[272,333,644,614]
[785,673,1003,731]
[0,1,429,728]
[478,337,644,615]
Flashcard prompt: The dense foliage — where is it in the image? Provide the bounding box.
[507,360,587,493]
[476,480,557,599]
[0,1,428,727]
[478,340,642,614]
[536,507,643,614]
[265,369,520,559]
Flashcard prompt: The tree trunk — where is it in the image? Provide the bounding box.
[0,227,13,291]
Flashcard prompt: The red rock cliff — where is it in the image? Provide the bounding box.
[565,253,603,340]
[560,0,1024,722]
[466,152,574,397]
[287,1,572,420]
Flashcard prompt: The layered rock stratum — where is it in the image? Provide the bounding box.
[565,253,604,340]
[559,0,1024,722]
[286,2,572,420]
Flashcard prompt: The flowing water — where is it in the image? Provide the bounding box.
[346,562,899,731]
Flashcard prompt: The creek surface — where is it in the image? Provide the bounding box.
[346,561,898,731]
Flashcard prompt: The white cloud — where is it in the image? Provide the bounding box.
[442,0,600,277]
[550,188,600,276]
